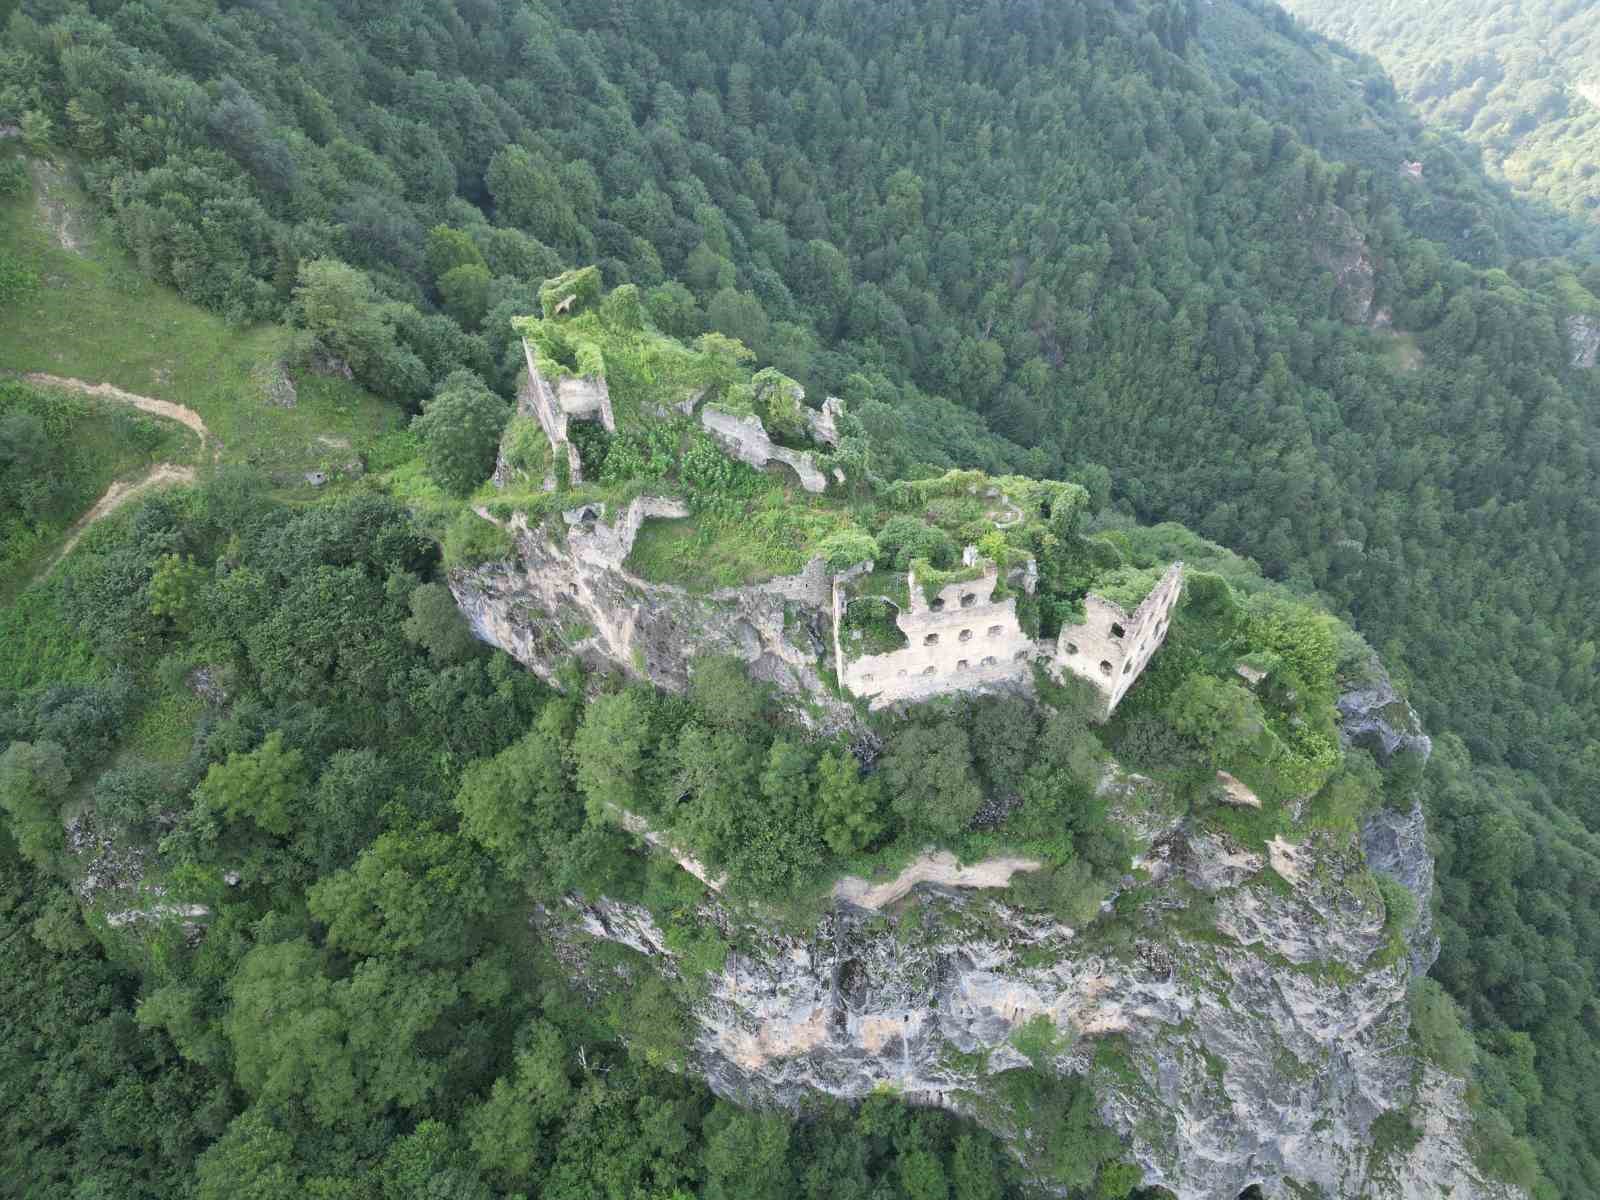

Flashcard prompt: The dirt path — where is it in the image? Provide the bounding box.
[28,160,90,255]
[46,464,197,573]
[834,850,1042,910]
[24,373,210,443]
[611,805,728,891]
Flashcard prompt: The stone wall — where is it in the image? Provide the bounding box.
[555,372,617,431]
[564,495,693,571]
[518,339,616,484]
[701,407,829,493]
[1054,563,1184,715]
[839,564,1036,706]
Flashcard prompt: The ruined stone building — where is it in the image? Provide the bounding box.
[1054,564,1184,712]
[836,556,1183,718]
[518,338,616,484]
[459,341,1183,722]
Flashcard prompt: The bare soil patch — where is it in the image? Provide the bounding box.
[834,850,1042,910]
[46,463,197,572]
[24,372,210,441]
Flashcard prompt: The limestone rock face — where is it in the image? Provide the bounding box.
[448,506,855,729]
[1566,313,1599,368]
[1336,673,1432,767]
[547,741,1516,1200]
[1313,203,1379,326]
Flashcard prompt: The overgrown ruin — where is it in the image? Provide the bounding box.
[453,267,1184,721]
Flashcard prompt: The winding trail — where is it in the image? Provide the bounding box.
[46,464,197,573]
[18,375,210,578]
[24,373,210,443]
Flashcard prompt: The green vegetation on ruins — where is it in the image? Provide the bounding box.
[4,0,1593,1189]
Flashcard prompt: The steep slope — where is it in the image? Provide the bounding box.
[7,0,1600,1188]
[435,285,1523,1197]
[1281,0,1600,252]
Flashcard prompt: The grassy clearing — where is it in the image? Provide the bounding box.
[122,690,204,765]
[0,147,402,485]
[624,482,865,590]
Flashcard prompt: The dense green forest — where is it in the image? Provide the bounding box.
[3,479,1112,1199]
[4,0,1600,1193]
[1282,0,1600,253]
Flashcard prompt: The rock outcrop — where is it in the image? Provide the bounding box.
[1336,670,1432,767]
[544,704,1515,1200]
[450,503,855,728]
[700,406,829,493]
[1566,313,1599,368]
[1313,204,1379,326]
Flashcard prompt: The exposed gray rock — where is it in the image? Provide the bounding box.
[1336,675,1432,766]
[700,406,829,493]
[1566,313,1599,368]
[1361,800,1438,976]
[1312,203,1378,326]
[450,504,856,730]
[257,360,298,407]
[550,765,1516,1200]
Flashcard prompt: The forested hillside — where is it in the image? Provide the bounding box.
[3,0,1600,1193]
[1282,0,1600,253]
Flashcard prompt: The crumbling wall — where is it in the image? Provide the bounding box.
[519,339,615,484]
[701,407,828,494]
[807,396,845,447]
[839,565,1036,706]
[1054,563,1184,715]
[555,373,617,431]
[563,495,693,571]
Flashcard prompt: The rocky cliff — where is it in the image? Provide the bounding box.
[542,676,1517,1200]
[1567,313,1599,368]
[449,503,857,730]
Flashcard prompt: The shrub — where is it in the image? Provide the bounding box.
[412,370,509,496]
[403,582,479,663]
[1409,978,1477,1076]
[876,515,956,571]
[0,157,29,197]
[880,720,982,837]
[539,265,602,319]
[93,761,172,834]
[441,509,515,569]
[816,527,878,570]
[0,740,71,865]
[814,749,884,854]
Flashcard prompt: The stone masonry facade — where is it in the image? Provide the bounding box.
[1055,563,1184,712]
[837,558,1184,716]
[836,564,1037,705]
[520,339,618,485]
